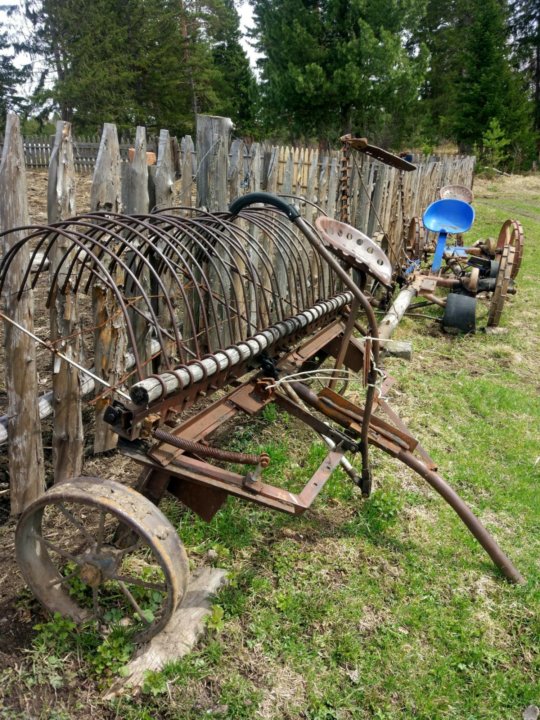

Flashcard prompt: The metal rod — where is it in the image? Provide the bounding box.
[0,311,131,401]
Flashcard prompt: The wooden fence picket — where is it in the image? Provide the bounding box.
[0,114,45,513]
[48,120,84,484]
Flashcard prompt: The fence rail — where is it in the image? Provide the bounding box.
[0,112,475,516]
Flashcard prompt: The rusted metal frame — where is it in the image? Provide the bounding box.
[147,215,237,352]
[272,390,358,452]
[233,209,316,312]
[292,215,380,487]
[67,215,184,363]
[43,220,171,374]
[328,298,360,390]
[297,449,346,508]
[198,213,292,327]
[120,440,303,515]
[126,295,352,421]
[239,207,330,308]
[180,215,264,342]
[152,427,268,467]
[170,216,249,347]
[0,223,145,379]
[275,318,347,370]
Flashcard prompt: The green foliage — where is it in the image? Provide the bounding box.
[423,0,536,168]
[22,0,256,135]
[251,0,428,143]
[481,117,511,170]
[205,604,226,632]
[90,628,134,676]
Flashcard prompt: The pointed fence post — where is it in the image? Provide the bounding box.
[154,129,179,370]
[91,123,127,453]
[195,115,233,349]
[0,113,45,514]
[48,120,84,483]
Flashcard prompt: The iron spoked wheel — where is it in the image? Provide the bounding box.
[496,220,523,280]
[15,476,189,643]
[487,245,515,327]
[407,216,426,261]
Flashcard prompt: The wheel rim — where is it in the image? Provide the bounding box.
[16,477,189,643]
[487,245,515,327]
[496,220,523,280]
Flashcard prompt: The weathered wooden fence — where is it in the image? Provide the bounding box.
[0,112,475,515]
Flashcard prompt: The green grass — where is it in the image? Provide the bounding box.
[1,177,539,719]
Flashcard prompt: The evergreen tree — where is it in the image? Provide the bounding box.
[23,0,256,135]
[510,0,540,133]
[210,0,259,136]
[250,0,427,144]
[0,8,30,130]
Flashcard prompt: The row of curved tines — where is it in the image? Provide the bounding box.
[0,205,342,380]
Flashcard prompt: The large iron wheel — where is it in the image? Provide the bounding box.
[16,476,189,643]
[487,245,515,327]
[496,220,523,280]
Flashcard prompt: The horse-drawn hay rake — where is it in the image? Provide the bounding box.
[0,190,524,645]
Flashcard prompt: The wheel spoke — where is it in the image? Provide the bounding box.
[118,581,151,625]
[46,568,80,588]
[31,531,79,563]
[57,503,97,545]
[92,587,102,620]
[95,509,107,552]
[111,574,166,592]
[115,539,142,557]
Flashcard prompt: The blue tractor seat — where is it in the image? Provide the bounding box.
[422,199,475,271]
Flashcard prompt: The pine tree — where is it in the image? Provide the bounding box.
[0,9,30,130]
[510,0,540,133]
[250,0,427,144]
[23,0,256,135]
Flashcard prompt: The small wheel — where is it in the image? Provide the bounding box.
[487,245,515,327]
[496,220,523,279]
[407,217,426,260]
[16,477,189,643]
[442,293,477,333]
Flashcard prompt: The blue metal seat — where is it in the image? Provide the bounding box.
[423,198,475,271]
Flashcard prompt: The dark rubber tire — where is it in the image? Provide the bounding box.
[442,293,477,334]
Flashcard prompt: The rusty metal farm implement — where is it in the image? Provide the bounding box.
[1,186,524,644]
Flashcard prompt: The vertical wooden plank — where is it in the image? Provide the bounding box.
[265,145,279,195]
[48,120,84,484]
[196,114,233,348]
[180,135,195,208]
[154,129,179,371]
[0,114,45,513]
[282,147,294,196]
[154,129,174,210]
[318,152,329,216]
[326,152,339,220]
[123,127,153,378]
[91,123,126,453]
[228,138,245,202]
[123,126,150,214]
[196,114,232,212]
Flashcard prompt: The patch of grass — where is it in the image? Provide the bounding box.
[3,176,539,719]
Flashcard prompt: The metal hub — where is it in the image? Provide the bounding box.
[79,562,102,588]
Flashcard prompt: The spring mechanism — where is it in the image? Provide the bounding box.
[153,427,271,468]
